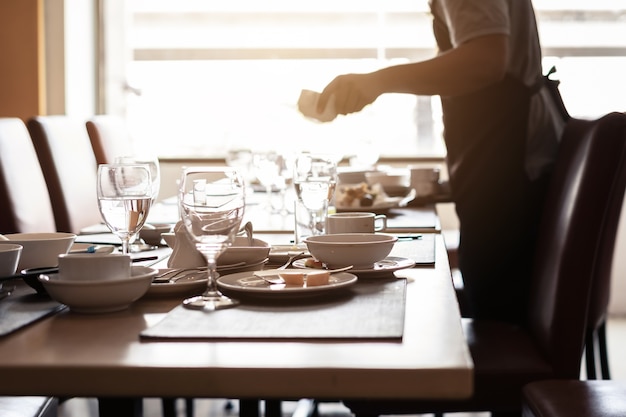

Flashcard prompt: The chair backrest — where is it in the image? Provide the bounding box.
[528,112,626,378]
[0,118,57,233]
[86,115,134,165]
[27,115,102,234]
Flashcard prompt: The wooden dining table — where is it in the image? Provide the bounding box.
[0,202,472,416]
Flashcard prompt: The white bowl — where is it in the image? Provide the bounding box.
[38,265,158,314]
[162,234,270,267]
[365,170,411,191]
[139,223,173,246]
[217,237,271,266]
[303,233,398,269]
[0,232,76,270]
[0,243,22,276]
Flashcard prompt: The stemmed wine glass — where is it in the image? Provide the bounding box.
[97,163,153,254]
[252,151,286,213]
[178,167,245,310]
[114,155,161,204]
[293,153,337,238]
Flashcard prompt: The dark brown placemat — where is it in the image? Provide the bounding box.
[0,284,66,337]
[141,278,406,340]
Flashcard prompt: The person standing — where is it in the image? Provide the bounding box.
[317,0,562,325]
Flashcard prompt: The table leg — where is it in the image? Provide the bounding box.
[265,399,282,417]
[239,399,261,417]
[98,397,143,417]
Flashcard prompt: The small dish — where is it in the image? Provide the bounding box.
[38,266,157,314]
[292,256,416,278]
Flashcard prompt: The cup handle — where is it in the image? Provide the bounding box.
[374,214,387,232]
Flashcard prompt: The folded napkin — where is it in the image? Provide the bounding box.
[167,221,205,268]
[297,89,337,123]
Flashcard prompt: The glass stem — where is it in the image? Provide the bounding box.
[121,237,131,254]
[204,255,219,295]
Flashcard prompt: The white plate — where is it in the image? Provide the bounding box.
[39,266,157,314]
[292,256,415,278]
[335,189,416,212]
[146,269,208,297]
[217,269,357,299]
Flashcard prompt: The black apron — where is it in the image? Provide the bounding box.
[433,6,549,324]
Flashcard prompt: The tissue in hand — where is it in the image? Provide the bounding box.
[297,89,338,122]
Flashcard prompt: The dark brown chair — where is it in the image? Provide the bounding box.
[341,112,626,416]
[0,117,57,233]
[522,380,626,417]
[27,115,102,234]
[86,115,134,164]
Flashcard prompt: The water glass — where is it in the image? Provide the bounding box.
[97,163,153,254]
[293,153,337,241]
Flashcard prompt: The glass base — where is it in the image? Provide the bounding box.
[183,292,239,310]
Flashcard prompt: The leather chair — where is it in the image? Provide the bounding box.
[522,380,626,417]
[341,112,626,416]
[86,115,134,164]
[0,117,60,417]
[0,118,57,234]
[27,116,102,234]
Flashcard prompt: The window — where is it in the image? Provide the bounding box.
[120,0,626,160]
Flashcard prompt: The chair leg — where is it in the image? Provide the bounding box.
[597,320,611,379]
[585,330,598,379]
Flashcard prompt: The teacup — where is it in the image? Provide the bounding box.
[58,253,131,281]
[326,212,387,234]
[409,166,441,196]
[0,244,23,276]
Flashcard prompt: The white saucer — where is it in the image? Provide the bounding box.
[292,256,415,278]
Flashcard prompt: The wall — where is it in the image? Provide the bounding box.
[0,0,45,119]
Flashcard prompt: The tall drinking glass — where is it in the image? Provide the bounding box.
[178,167,245,310]
[293,153,337,240]
[97,164,153,254]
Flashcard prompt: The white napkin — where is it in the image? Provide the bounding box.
[167,221,205,268]
[297,89,338,122]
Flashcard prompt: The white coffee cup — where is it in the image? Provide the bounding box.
[410,167,441,197]
[58,253,131,281]
[326,212,387,234]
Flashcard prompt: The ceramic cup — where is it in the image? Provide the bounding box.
[409,166,441,197]
[58,253,131,281]
[326,212,387,234]
[0,244,23,276]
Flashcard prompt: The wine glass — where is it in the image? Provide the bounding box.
[97,163,153,254]
[114,155,161,203]
[252,151,286,213]
[293,153,337,239]
[178,167,245,310]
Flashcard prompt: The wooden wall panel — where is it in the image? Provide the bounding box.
[0,0,44,120]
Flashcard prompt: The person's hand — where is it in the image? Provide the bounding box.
[317,73,379,116]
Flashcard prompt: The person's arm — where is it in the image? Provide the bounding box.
[317,34,509,116]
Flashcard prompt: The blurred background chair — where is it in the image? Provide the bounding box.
[27,115,102,235]
[342,112,626,417]
[0,117,57,234]
[86,115,134,165]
